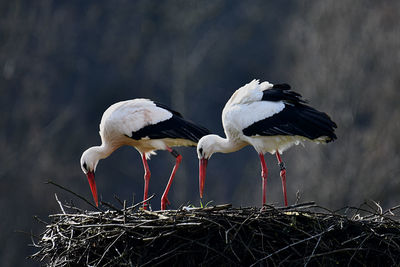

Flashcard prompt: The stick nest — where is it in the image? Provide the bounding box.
[31,197,400,266]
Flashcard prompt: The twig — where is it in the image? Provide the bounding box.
[45,180,101,211]
[348,233,371,266]
[277,201,316,210]
[54,193,66,214]
[176,235,238,265]
[33,215,48,225]
[250,226,335,266]
[30,200,400,266]
[126,194,155,210]
[96,231,125,266]
[140,242,189,267]
[304,233,322,267]
[114,195,124,207]
[100,201,122,213]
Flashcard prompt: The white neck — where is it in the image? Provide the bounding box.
[88,143,117,161]
[81,141,120,173]
[205,134,246,154]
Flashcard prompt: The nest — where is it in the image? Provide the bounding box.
[31,195,400,266]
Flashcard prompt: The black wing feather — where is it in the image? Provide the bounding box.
[243,103,337,142]
[153,101,183,117]
[243,84,337,142]
[129,114,210,143]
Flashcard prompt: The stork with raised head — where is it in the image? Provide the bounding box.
[80,99,209,210]
[197,80,337,206]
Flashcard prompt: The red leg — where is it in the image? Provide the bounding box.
[259,153,268,206]
[276,151,288,206]
[141,153,151,210]
[161,147,182,210]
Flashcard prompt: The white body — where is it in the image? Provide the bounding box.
[198,80,314,159]
[81,99,196,174]
[100,99,195,154]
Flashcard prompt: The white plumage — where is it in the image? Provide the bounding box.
[100,99,173,139]
[197,80,337,207]
[80,98,209,210]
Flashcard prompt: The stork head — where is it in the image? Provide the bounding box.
[80,147,101,207]
[197,135,221,199]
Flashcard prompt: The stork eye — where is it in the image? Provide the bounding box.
[199,147,203,155]
[83,162,88,171]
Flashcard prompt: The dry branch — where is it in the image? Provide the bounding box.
[31,197,400,266]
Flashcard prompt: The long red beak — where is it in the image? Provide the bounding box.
[199,158,208,199]
[86,171,98,207]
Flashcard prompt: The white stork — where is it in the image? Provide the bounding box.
[197,80,337,206]
[80,98,209,210]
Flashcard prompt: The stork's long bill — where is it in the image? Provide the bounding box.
[86,171,99,207]
[199,158,208,198]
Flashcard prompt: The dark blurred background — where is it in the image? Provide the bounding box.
[1,1,400,265]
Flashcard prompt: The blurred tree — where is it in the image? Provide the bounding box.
[272,1,400,209]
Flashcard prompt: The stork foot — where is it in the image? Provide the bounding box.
[142,202,150,210]
[260,205,268,212]
[161,196,171,210]
[276,152,288,207]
